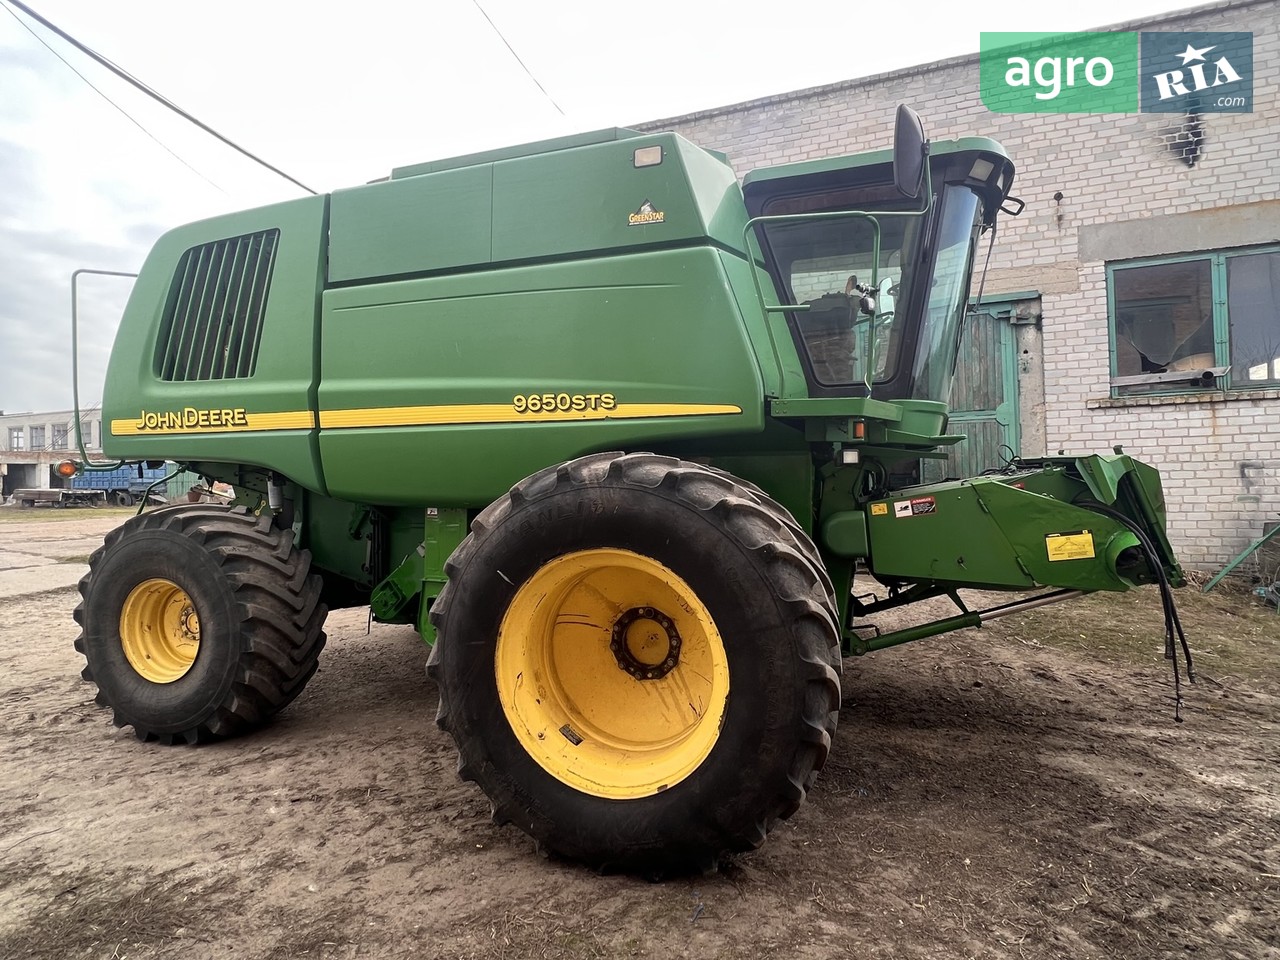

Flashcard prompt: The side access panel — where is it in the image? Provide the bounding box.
[317,248,766,506]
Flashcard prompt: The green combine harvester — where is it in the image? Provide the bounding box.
[71,107,1190,872]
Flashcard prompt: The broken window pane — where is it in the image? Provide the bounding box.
[1113,259,1214,380]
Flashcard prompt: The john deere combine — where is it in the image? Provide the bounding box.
[72,108,1187,871]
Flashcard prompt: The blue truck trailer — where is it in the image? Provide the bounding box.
[70,464,170,506]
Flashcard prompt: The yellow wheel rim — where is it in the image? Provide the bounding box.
[496,549,730,800]
[119,578,201,683]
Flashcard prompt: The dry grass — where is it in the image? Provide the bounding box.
[0,870,228,960]
[975,579,1278,679]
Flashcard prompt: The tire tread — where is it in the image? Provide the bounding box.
[430,452,840,871]
[74,504,327,743]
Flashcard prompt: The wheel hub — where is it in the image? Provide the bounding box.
[119,578,201,684]
[610,607,681,680]
[495,548,730,799]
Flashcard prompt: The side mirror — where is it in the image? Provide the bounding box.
[893,104,928,201]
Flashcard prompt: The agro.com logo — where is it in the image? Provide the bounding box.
[980,31,1253,113]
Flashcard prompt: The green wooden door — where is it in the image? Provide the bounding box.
[921,305,1021,482]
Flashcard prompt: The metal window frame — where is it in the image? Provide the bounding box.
[1107,243,1280,398]
[1222,246,1280,389]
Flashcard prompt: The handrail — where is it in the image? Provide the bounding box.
[71,268,138,470]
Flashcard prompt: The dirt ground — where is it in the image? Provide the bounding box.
[1,509,1277,960]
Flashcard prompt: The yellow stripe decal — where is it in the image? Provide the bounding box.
[318,402,743,429]
[111,403,742,436]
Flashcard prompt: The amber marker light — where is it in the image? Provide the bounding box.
[56,460,80,478]
[853,421,866,439]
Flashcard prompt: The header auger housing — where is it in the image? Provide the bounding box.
[72,106,1188,872]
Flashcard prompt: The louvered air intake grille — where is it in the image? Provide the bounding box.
[154,229,279,381]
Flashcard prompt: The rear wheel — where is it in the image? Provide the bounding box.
[74,504,327,743]
[429,452,840,872]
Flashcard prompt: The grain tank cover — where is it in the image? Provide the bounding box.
[388,128,647,178]
[327,130,750,284]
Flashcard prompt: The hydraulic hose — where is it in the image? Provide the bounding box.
[1080,499,1195,722]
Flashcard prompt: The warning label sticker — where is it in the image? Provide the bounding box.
[870,502,889,516]
[1046,530,1096,561]
[893,496,937,518]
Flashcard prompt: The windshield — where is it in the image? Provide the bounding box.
[760,212,920,386]
[911,186,984,401]
[757,184,984,400]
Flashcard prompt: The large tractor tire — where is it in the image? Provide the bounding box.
[429,452,841,872]
[73,504,327,744]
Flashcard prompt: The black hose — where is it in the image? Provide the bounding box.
[134,466,185,516]
[1079,500,1195,722]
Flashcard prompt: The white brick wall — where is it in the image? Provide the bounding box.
[640,0,1280,570]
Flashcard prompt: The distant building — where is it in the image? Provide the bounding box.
[0,407,103,497]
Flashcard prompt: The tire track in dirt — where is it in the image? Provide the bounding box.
[0,514,1276,959]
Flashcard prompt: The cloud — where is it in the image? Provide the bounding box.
[0,134,142,411]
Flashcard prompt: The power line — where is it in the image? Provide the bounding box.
[3,0,316,195]
[471,0,566,117]
[0,2,225,194]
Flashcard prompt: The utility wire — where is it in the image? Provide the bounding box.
[471,0,565,117]
[3,0,316,195]
[0,2,225,194]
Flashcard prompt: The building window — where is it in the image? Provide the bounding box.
[1109,245,1280,396]
[8,427,23,451]
[30,425,45,449]
[52,424,68,450]
[80,420,92,447]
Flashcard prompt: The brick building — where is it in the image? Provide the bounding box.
[640,0,1278,571]
[0,408,102,498]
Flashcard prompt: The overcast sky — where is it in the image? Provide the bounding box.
[0,0,1206,414]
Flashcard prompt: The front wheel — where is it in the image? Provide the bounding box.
[429,452,840,872]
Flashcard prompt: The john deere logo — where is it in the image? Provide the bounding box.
[135,407,249,430]
[628,200,665,226]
